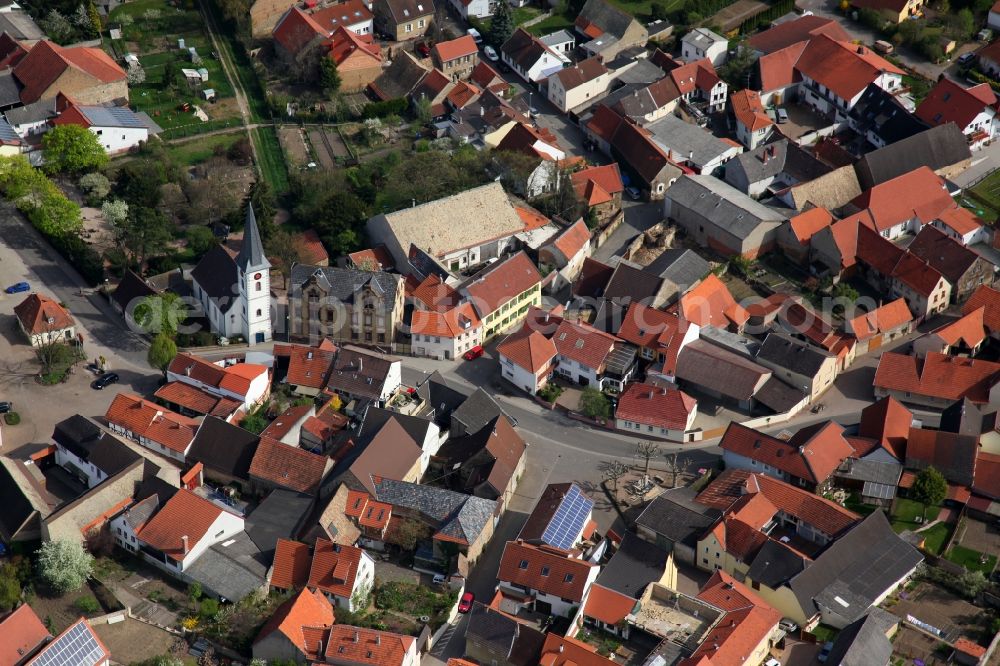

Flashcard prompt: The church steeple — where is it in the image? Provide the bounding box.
[236,203,269,271]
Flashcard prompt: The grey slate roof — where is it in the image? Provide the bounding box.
[245,489,314,555]
[235,204,269,271]
[726,138,831,186]
[4,98,56,126]
[754,376,808,413]
[186,531,268,602]
[52,415,142,478]
[357,407,434,448]
[190,244,238,312]
[0,72,20,109]
[111,269,157,313]
[849,84,929,147]
[833,458,901,486]
[608,57,664,85]
[603,260,664,303]
[666,174,786,240]
[854,123,971,189]
[119,495,159,531]
[374,478,497,545]
[291,264,400,306]
[578,0,637,39]
[756,331,835,377]
[451,387,507,437]
[466,602,546,666]
[790,510,922,625]
[0,10,44,41]
[596,532,670,598]
[634,486,719,548]
[541,29,575,47]
[187,416,260,480]
[0,460,40,540]
[746,539,808,587]
[939,397,989,437]
[326,345,399,401]
[415,371,468,427]
[647,249,710,293]
[823,607,898,666]
[646,114,736,171]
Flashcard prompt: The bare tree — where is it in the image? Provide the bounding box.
[663,452,690,488]
[635,441,661,479]
[602,460,628,499]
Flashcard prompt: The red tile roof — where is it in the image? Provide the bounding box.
[411,301,481,338]
[105,392,200,454]
[548,219,591,262]
[137,489,228,561]
[409,274,460,312]
[682,571,781,666]
[498,541,596,603]
[962,284,1000,333]
[308,538,366,599]
[571,163,624,207]
[585,104,625,145]
[271,538,312,590]
[916,78,997,131]
[730,89,772,133]
[851,167,953,231]
[616,382,695,432]
[13,293,74,335]
[516,206,551,231]
[787,207,834,245]
[931,308,987,349]
[540,635,615,666]
[14,40,126,104]
[794,35,903,102]
[273,6,325,56]
[954,637,988,659]
[858,396,911,460]
[935,206,982,237]
[250,437,329,495]
[973,452,1000,500]
[434,34,478,63]
[891,252,947,298]
[720,421,854,485]
[497,328,557,373]
[747,15,851,54]
[153,381,242,418]
[875,351,1000,403]
[253,588,335,657]
[757,41,806,93]
[310,0,374,31]
[846,298,912,341]
[583,584,637,625]
[261,404,314,441]
[0,604,50,666]
[323,625,415,665]
[680,274,749,329]
[329,26,381,66]
[168,353,268,399]
[463,251,541,317]
[348,245,395,271]
[553,319,618,371]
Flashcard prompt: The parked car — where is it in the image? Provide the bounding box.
[484,45,499,61]
[776,108,789,124]
[463,345,485,361]
[91,372,119,390]
[416,41,431,57]
[0,402,11,414]
[873,39,894,55]
[432,573,446,585]
[458,592,474,613]
[958,52,976,66]
[625,186,642,200]
[467,28,482,43]
[778,619,799,633]
[4,281,29,294]
[817,642,834,663]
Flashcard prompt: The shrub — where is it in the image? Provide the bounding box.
[362,98,408,119]
[4,412,19,425]
[198,597,219,620]
[75,595,100,613]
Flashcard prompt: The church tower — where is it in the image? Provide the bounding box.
[236,204,272,345]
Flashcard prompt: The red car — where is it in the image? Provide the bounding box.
[458,592,474,613]
[463,345,485,361]
[416,41,431,57]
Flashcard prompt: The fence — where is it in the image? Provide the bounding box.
[88,610,127,625]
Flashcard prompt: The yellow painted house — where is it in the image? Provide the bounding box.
[461,251,542,341]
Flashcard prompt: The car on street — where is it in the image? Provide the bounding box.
[817,642,833,663]
[458,592,474,613]
[91,372,119,390]
[484,45,498,61]
[625,186,642,200]
[776,108,789,123]
[0,402,11,414]
[463,345,485,361]
[4,281,29,294]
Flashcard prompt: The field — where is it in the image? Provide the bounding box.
[165,131,244,166]
[109,0,241,134]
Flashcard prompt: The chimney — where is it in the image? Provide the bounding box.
[688,150,694,160]
[181,535,189,554]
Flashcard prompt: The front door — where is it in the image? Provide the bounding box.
[255,332,265,343]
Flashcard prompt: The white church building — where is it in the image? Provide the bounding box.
[190,205,273,345]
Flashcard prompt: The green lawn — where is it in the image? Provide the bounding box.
[810,624,839,643]
[946,545,998,574]
[252,126,289,194]
[165,132,243,165]
[969,170,1000,220]
[512,6,543,24]
[919,522,953,556]
[526,12,575,35]
[890,498,940,533]
[957,194,1000,224]
[844,493,877,517]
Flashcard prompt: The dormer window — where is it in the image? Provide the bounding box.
[564,573,574,583]
[519,559,528,569]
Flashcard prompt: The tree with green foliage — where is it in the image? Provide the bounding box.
[912,466,947,520]
[115,159,168,209]
[102,199,128,227]
[148,333,178,375]
[87,2,102,37]
[198,597,219,620]
[265,227,304,289]
[115,206,172,271]
[0,564,21,611]
[41,125,108,176]
[240,404,269,435]
[241,180,277,240]
[79,172,110,203]
[40,10,73,43]
[489,0,515,47]
[133,294,186,337]
[162,59,178,89]
[319,57,342,94]
[185,225,217,257]
[580,387,611,419]
[37,540,93,594]
[718,45,757,89]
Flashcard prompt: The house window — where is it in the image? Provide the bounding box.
[418,18,425,27]
[564,573,574,583]
[256,309,262,317]
[405,22,412,32]
[519,559,528,569]
[541,566,550,576]
[256,281,262,291]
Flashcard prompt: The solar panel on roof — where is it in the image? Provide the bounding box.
[30,621,106,666]
[541,484,593,550]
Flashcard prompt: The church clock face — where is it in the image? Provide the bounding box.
[254,272,262,280]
